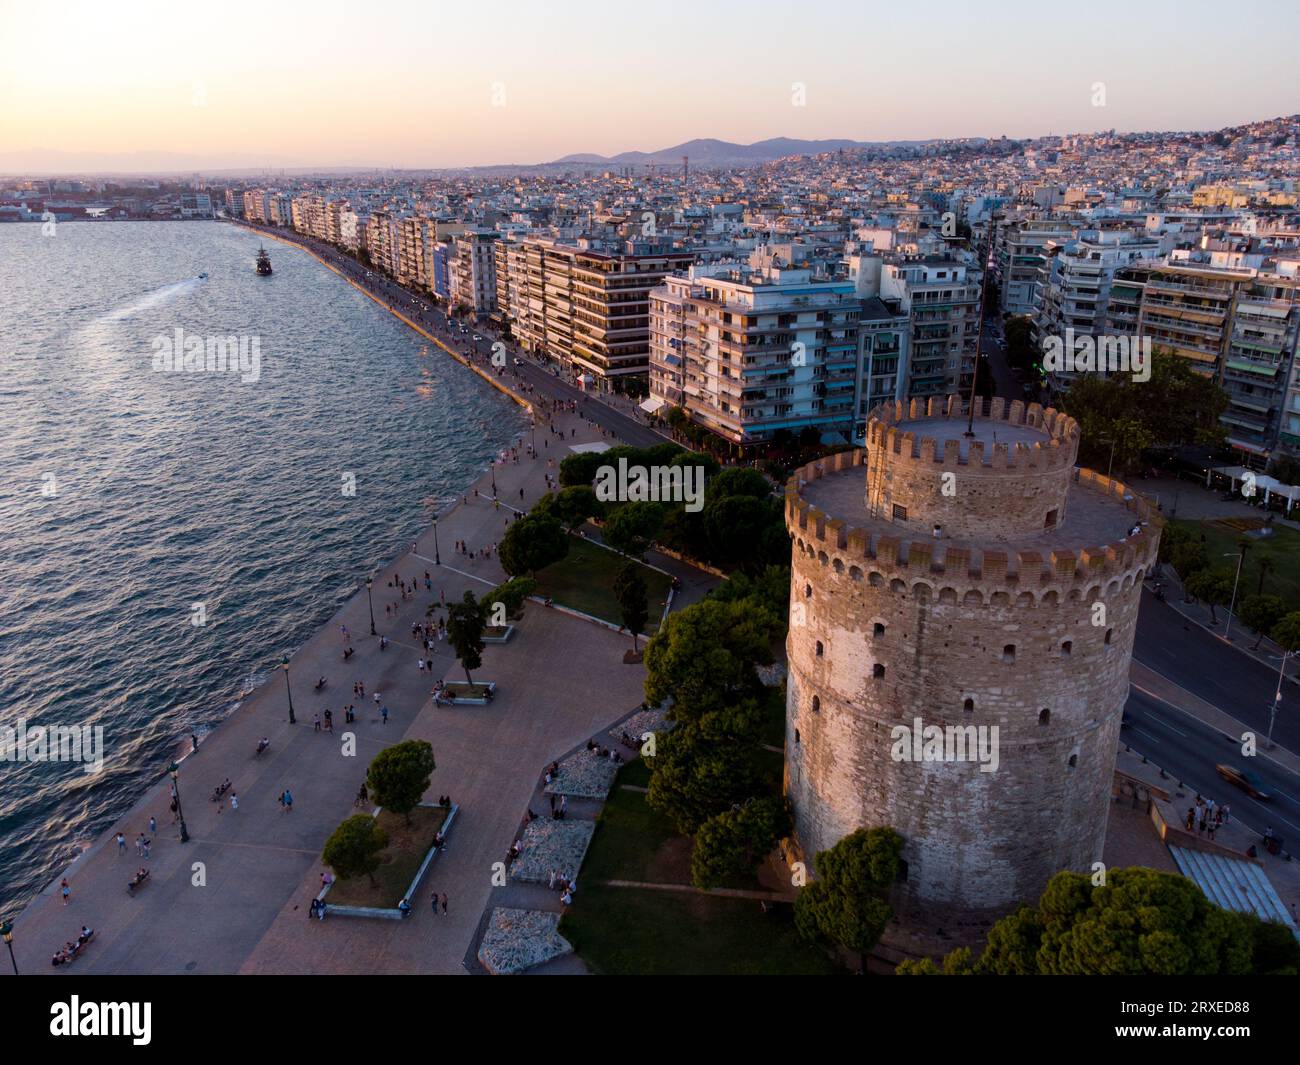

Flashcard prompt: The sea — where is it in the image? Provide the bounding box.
[0,220,526,908]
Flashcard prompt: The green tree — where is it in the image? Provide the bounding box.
[1184,568,1233,623]
[896,947,976,975]
[963,868,1299,975]
[1171,538,1209,579]
[483,576,536,623]
[1271,611,1300,653]
[704,466,772,504]
[703,494,783,570]
[708,565,790,630]
[613,562,650,652]
[690,796,791,889]
[794,827,904,969]
[602,501,667,558]
[533,485,602,530]
[365,739,436,824]
[645,701,767,834]
[1253,551,1276,597]
[1239,594,1288,649]
[498,513,569,577]
[446,590,486,685]
[1063,350,1228,474]
[643,599,774,723]
[666,406,688,431]
[322,814,388,884]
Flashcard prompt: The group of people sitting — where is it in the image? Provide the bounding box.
[210,778,233,802]
[585,739,624,764]
[51,927,95,965]
[308,898,328,920]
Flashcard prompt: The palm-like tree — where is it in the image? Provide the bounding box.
[1254,552,1275,596]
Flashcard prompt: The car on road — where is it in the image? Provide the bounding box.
[1215,763,1272,801]
[473,334,482,342]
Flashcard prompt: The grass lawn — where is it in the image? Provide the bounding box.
[533,535,672,634]
[1170,518,1300,604]
[326,805,447,908]
[559,764,842,975]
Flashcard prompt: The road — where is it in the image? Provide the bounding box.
[1132,587,1299,753]
[1122,686,1300,844]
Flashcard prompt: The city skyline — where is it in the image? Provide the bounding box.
[3,0,1299,172]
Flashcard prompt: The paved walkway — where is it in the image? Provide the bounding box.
[9,390,659,975]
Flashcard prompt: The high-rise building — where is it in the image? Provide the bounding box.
[501,237,693,390]
[647,251,863,445]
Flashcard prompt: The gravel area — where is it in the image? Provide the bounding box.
[616,705,675,743]
[543,748,621,799]
[510,818,595,883]
[477,908,573,975]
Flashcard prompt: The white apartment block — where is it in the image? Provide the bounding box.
[647,252,863,445]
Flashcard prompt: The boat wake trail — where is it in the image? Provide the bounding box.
[99,278,200,323]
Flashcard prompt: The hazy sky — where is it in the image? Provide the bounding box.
[3,0,1298,171]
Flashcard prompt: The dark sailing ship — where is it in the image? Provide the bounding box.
[255,246,273,276]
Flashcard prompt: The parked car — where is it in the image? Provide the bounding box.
[1215,763,1272,801]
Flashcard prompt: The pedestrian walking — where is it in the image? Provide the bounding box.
[431,891,439,916]
[135,833,145,856]
[61,878,71,905]
[313,712,321,732]
[440,893,448,915]
[283,788,294,812]
[230,793,238,812]
[116,832,126,854]
[381,704,389,725]
[141,837,151,860]
[374,691,381,706]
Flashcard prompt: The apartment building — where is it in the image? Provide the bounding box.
[995,219,1077,314]
[1221,268,1300,457]
[501,237,693,390]
[365,211,404,278]
[1037,231,1164,387]
[647,251,863,445]
[1136,263,1256,377]
[451,229,498,316]
[879,257,980,397]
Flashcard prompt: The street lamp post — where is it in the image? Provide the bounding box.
[1223,548,1247,642]
[282,655,295,724]
[490,459,497,499]
[433,519,441,565]
[1268,648,1293,747]
[366,577,376,635]
[169,762,190,844]
[1,919,17,975]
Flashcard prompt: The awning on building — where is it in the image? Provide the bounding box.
[639,396,666,414]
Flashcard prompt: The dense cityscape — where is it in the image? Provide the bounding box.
[2,0,1298,1045]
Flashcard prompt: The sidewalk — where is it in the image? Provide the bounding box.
[9,400,660,974]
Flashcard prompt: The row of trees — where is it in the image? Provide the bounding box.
[898,867,1299,975]
[640,572,789,889]
[555,443,788,572]
[1161,524,1300,651]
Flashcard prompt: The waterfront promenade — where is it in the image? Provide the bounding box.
[6,226,719,974]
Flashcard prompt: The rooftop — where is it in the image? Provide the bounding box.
[799,462,1145,561]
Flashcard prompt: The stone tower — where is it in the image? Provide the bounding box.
[783,395,1160,950]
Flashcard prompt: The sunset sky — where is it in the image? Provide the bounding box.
[2,0,1297,172]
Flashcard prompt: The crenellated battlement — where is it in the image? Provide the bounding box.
[786,446,1162,594]
[865,395,1080,473]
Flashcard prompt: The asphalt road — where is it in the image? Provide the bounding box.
[1132,586,1299,754]
[1122,686,1300,845]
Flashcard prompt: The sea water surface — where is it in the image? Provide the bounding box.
[0,220,526,907]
